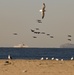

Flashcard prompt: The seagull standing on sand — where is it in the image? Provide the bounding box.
[51,57,54,60]
[39,3,46,19]
[71,57,73,60]
[8,55,12,59]
[41,57,44,60]
[61,59,63,61]
[46,57,48,60]
[55,58,59,61]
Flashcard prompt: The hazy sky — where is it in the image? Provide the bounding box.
[0,0,74,47]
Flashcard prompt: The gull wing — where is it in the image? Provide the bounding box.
[42,11,45,19]
[42,3,46,19]
[43,3,46,9]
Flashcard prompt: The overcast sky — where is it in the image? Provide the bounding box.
[0,0,74,47]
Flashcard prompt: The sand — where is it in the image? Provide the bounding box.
[0,59,74,75]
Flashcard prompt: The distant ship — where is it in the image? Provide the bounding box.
[13,44,29,48]
[60,43,74,48]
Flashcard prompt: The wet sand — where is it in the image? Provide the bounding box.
[0,59,74,75]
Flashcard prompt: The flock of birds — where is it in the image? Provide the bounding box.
[12,3,72,43]
[5,3,74,63]
[30,3,54,39]
[31,28,54,38]
[40,57,74,61]
[30,3,72,41]
[68,35,72,41]
[7,55,74,61]
[12,3,54,39]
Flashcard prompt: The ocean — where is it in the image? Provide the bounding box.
[0,48,74,60]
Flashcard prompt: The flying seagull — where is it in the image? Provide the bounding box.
[37,20,42,23]
[68,39,71,41]
[40,3,46,19]
[50,36,54,38]
[31,29,34,32]
[33,36,37,38]
[13,33,17,35]
[35,28,39,30]
[68,35,71,37]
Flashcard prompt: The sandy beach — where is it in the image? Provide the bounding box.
[0,59,74,75]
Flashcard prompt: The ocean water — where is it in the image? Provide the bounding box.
[0,48,74,60]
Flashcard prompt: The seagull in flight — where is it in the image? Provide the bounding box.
[37,20,42,23]
[39,3,46,19]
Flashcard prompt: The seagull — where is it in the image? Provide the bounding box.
[55,58,59,61]
[8,55,12,60]
[50,36,54,38]
[71,57,73,60]
[61,59,64,61]
[37,20,42,23]
[46,57,48,60]
[47,34,50,36]
[39,3,46,19]
[31,29,34,32]
[41,32,45,34]
[51,57,54,60]
[40,57,44,60]
[35,28,39,30]
[13,33,17,35]
[33,36,37,38]
[68,39,71,41]
[68,35,71,37]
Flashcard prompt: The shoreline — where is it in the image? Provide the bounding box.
[0,59,74,75]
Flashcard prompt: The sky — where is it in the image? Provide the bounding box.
[0,0,74,47]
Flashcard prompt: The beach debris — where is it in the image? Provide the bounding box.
[22,70,27,73]
[39,63,42,65]
[5,60,10,63]
[4,60,11,65]
[39,3,46,19]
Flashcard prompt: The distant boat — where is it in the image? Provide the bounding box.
[14,44,29,48]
